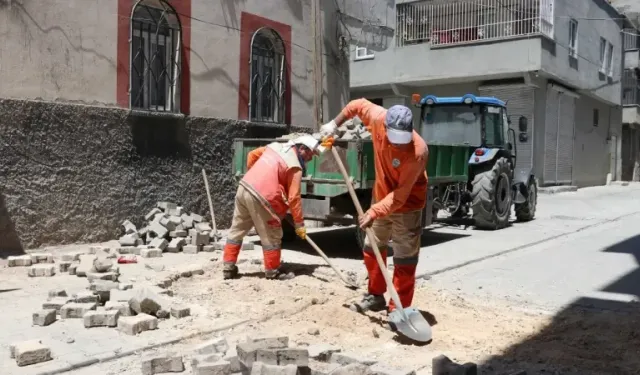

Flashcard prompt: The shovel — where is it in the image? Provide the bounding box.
[286,218,359,290]
[330,146,432,343]
[202,169,220,241]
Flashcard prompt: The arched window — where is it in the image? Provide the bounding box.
[249,28,286,123]
[130,0,181,112]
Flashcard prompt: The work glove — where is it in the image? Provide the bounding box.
[320,135,335,150]
[320,120,338,138]
[295,226,307,240]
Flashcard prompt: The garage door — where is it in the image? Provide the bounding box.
[479,84,535,172]
[544,85,576,185]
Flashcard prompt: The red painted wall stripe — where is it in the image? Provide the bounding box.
[237,12,292,125]
[116,0,191,114]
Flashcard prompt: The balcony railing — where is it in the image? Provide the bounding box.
[624,28,640,51]
[396,0,555,47]
[623,69,640,106]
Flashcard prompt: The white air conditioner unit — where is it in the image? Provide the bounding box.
[355,46,375,61]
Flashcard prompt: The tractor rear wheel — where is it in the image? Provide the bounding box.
[471,157,512,230]
[515,177,537,222]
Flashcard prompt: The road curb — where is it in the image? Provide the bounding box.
[417,210,640,279]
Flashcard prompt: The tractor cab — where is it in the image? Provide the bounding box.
[410,93,537,230]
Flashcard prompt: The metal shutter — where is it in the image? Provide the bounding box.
[479,84,535,172]
[544,88,559,184]
[556,93,576,183]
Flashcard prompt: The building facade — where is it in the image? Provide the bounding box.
[0,0,349,126]
[348,0,624,187]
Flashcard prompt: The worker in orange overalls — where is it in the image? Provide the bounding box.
[321,100,428,313]
[222,135,334,280]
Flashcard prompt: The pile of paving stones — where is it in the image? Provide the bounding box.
[9,257,202,367]
[139,334,422,375]
[276,117,371,143]
[117,201,254,255]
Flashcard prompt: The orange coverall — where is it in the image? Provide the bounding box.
[223,145,304,271]
[342,98,429,310]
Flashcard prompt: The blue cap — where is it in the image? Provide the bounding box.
[385,105,413,144]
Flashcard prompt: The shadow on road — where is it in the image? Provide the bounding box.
[0,191,24,259]
[277,226,470,260]
[478,234,640,375]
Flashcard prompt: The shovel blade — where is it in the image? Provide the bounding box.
[388,307,432,343]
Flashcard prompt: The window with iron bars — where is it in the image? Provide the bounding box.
[249,28,287,124]
[130,0,182,113]
[623,69,640,106]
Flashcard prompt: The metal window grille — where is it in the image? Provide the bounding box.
[624,28,640,51]
[249,28,286,124]
[396,0,553,48]
[130,0,181,113]
[623,69,640,106]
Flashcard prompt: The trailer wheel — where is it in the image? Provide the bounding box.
[471,157,512,230]
[515,177,537,222]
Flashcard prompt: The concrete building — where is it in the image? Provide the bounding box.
[348,0,625,187]
[0,0,352,251]
[0,0,349,125]
[612,1,640,181]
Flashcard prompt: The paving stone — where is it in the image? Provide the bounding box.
[195,222,212,232]
[87,272,119,282]
[250,362,298,375]
[74,291,99,304]
[181,214,194,229]
[117,246,136,255]
[32,309,57,326]
[330,352,376,366]
[89,246,109,255]
[308,344,341,362]
[247,336,289,349]
[170,305,190,318]
[160,216,178,231]
[76,255,97,277]
[157,201,175,211]
[256,349,278,365]
[89,279,119,293]
[141,352,184,374]
[194,337,229,355]
[84,310,120,328]
[30,252,54,264]
[141,248,163,258]
[129,287,169,316]
[178,263,205,276]
[69,263,79,275]
[119,283,134,290]
[139,226,150,237]
[242,242,255,250]
[191,213,204,223]
[93,258,114,272]
[60,302,97,319]
[149,221,169,239]
[119,234,139,246]
[13,340,52,366]
[149,238,169,251]
[43,297,74,313]
[223,348,242,373]
[191,353,222,368]
[10,339,41,359]
[8,255,32,267]
[196,360,231,375]
[122,219,137,234]
[59,261,72,272]
[28,264,56,277]
[48,289,68,298]
[105,300,134,316]
[369,364,416,375]
[169,230,187,238]
[156,278,173,289]
[110,288,135,302]
[118,313,158,335]
[331,363,372,375]
[183,244,200,254]
[167,238,186,253]
[192,231,210,245]
[277,348,309,366]
[145,208,163,221]
[156,309,170,319]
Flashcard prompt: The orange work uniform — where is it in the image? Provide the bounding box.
[223,142,304,271]
[341,98,429,310]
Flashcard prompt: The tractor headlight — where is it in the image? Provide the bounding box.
[463,97,473,104]
[426,99,434,105]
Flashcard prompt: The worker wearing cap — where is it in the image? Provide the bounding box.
[222,135,334,280]
[320,99,428,313]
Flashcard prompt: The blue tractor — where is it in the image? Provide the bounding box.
[414,93,537,230]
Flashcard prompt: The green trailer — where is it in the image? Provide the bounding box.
[232,137,471,244]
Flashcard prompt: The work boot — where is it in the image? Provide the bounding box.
[265,269,295,280]
[349,294,386,313]
[222,264,239,279]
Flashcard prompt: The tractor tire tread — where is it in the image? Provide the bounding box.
[470,157,511,230]
[515,178,537,222]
